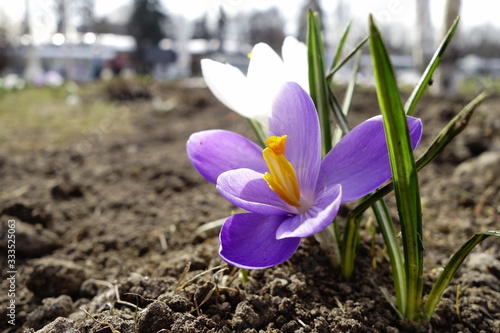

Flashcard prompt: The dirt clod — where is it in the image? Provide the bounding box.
[137,300,174,333]
[27,259,87,298]
[34,317,79,333]
[26,295,74,330]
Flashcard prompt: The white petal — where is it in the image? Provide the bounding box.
[246,43,287,121]
[282,36,309,94]
[201,59,253,118]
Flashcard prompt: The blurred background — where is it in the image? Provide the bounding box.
[0,0,499,93]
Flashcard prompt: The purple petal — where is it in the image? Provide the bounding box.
[187,130,267,184]
[276,184,342,239]
[217,169,294,215]
[319,115,422,203]
[269,82,321,195]
[219,213,301,269]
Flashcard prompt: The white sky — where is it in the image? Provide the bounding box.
[99,0,500,28]
[1,0,499,41]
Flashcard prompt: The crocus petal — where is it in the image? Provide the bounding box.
[247,42,286,88]
[219,213,301,269]
[282,36,309,94]
[246,43,287,121]
[269,82,321,197]
[276,184,342,239]
[217,168,293,215]
[187,130,267,184]
[319,115,423,203]
[200,59,250,117]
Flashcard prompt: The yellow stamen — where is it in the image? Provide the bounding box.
[262,136,301,207]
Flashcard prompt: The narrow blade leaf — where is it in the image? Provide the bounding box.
[405,17,460,115]
[327,36,368,80]
[369,15,423,320]
[424,231,500,319]
[329,20,352,73]
[307,10,332,156]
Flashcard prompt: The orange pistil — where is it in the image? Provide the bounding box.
[262,135,301,207]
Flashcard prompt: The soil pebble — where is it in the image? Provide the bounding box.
[137,300,174,333]
[33,317,79,333]
[26,259,87,298]
[1,202,52,226]
[0,218,61,257]
[26,295,74,331]
[453,150,500,186]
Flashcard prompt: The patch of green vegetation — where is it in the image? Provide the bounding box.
[459,76,500,96]
[0,83,132,152]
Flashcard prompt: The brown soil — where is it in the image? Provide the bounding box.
[1,81,499,333]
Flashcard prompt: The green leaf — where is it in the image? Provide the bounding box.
[412,91,488,168]
[424,231,500,319]
[405,17,460,115]
[328,90,350,136]
[307,10,332,156]
[247,118,266,147]
[369,15,423,320]
[329,20,352,73]
[341,51,362,115]
[327,36,369,81]
[371,200,406,313]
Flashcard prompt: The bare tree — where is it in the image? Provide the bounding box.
[0,20,13,73]
[461,23,500,58]
[192,14,211,40]
[248,8,285,53]
[54,0,67,34]
[297,0,324,42]
[332,0,350,31]
[92,17,128,35]
[23,0,42,81]
[217,7,226,51]
[128,0,169,73]
[433,0,461,95]
[78,0,95,32]
[413,0,433,73]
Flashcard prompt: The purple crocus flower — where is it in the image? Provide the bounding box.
[187,82,422,269]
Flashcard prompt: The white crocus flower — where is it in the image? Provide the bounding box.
[201,36,309,132]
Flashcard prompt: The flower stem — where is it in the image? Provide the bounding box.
[372,200,406,313]
[314,224,341,268]
[239,269,249,284]
[340,212,360,277]
[247,118,267,147]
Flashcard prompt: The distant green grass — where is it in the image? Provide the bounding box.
[0,83,132,152]
[459,76,500,96]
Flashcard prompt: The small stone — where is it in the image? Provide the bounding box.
[1,203,52,226]
[454,151,500,186]
[27,296,74,330]
[50,183,84,201]
[137,300,174,333]
[27,259,86,298]
[0,219,61,257]
[34,317,79,333]
[232,301,262,329]
[159,292,193,312]
[466,252,500,277]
